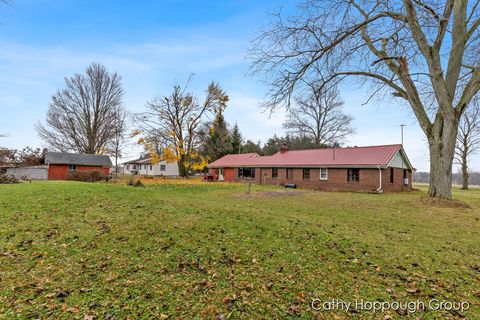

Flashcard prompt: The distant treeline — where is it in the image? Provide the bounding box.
[414,171,480,186]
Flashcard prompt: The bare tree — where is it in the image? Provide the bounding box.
[36,63,125,154]
[107,107,129,176]
[0,147,16,166]
[250,0,480,199]
[283,84,354,147]
[135,79,228,177]
[455,100,480,190]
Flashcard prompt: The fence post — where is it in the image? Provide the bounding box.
[247,179,252,194]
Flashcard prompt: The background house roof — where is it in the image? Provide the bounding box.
[123,155,170,165]
[45,152,113,167]
[206,153,259,167]
[123,156,151,165]
[208,145,412,169]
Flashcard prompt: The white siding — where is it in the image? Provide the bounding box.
[122,161,179,176]
[388,151,409,169]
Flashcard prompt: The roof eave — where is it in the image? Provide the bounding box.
[208,164,390,169]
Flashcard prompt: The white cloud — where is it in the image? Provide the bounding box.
[1,36,478,173]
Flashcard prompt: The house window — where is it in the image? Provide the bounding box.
[133,164,137,170]
[272,168,278,178]
[303,168,310,180]
[347,169,359,182]
[150,165,153,170]
[238,168,255,178]
[68,164,77,172]
[390,168,394,183]
[320,168,328,180]
[126,164,130,170]
[286,168,293,180]
[160,164,166,171]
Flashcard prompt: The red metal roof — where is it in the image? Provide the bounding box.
[208,153,260,167]
[208,144,410,168]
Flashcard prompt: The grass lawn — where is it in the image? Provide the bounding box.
[0,180,479,319]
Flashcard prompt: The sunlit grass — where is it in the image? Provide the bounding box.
[0,181,478,319]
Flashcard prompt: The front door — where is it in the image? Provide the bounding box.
[219,168,224,181]
[260,168,267,185]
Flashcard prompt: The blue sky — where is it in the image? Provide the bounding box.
[0,0,472,172]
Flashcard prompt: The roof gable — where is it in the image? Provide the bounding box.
[387,149,414,170]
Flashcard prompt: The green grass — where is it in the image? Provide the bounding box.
[0,181,479,319]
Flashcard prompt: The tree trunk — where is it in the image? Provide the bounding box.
[427,116,458,199]
[461,156,469,190]
[115,151,118,178]
[178,155,186,177]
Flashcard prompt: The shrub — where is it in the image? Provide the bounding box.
[127,177,135,186]
[66,170,107,182]
[0,173,19,184]
[133,180,144,187]
[126,177,144,187]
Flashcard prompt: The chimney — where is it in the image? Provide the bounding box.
[280,143,289,153]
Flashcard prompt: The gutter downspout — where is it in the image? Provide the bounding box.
[376,166,383,193]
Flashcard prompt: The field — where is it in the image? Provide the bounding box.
[0,180,479,319]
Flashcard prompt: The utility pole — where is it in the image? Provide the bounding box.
[400,124,406,191]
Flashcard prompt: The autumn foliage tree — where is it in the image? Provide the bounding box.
[250,0,480,199]
[135,80,228,177]
[0,147,44,166]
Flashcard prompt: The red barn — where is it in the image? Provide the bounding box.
[207,144,414,192]
[45,152,112,180]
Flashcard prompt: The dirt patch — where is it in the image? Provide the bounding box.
[418,196,472,209]
[233,190,308,198]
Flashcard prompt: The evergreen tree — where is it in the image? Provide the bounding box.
[242,140,263,155]
[203,111,231,161]
[262,134,282,155]
[230,123,242,154]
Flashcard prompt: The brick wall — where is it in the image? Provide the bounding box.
[48,164,109,180]
[272,168,382,192]
[210,166,412,192]
[381,167,412,192]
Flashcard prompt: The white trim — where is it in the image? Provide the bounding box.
[319,168,328,180]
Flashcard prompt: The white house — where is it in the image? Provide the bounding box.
[122,155,179,176]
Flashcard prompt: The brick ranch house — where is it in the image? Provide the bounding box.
[45,152,112,180]
[208,144,414,192]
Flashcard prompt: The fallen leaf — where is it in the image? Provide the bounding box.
[67,306,80,314]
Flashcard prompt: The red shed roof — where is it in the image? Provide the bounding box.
[208,144,412,169]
